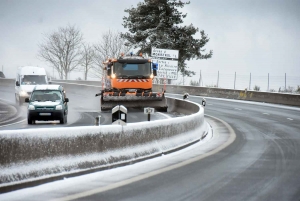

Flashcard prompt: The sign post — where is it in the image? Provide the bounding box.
[144,107,155,121]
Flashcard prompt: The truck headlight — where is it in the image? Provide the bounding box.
[111,73,116,79]
[28,105,35,110]
[55,105,63,110]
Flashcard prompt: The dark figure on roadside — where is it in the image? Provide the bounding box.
[183,93,189,100]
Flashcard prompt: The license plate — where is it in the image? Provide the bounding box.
[39,113,51,116]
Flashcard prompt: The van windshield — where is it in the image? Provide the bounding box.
[30,90,62,102]
[21,75,47,85]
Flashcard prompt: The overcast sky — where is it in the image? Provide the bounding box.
[0,0,299,89]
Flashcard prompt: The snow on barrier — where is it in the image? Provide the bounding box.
[0,91,206,188]
[0,78,15,87]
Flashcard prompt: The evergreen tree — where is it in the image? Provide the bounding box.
[122,0,213,77]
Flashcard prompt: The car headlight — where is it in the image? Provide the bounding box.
[28,105,35,110]
[55,105,63,110]
[19,90,28,96]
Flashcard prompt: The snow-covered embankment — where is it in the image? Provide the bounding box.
[0,83,207,188]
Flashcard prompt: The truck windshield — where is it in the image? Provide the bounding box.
[113,62,151,77]
[30,90,62,102]
[21,75,47,85]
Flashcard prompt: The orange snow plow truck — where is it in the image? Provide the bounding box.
[96,53,168,111]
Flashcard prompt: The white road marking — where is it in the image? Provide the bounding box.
[234,108,242,110]
[0,111,8,114]
[0,119,27,128]
[263,113,270,115]
[287,118,293,121]
[156,112,172,119]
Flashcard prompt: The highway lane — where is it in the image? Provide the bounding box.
[0,86,172,130]
[27,94,298,201]
[1,90,300,200]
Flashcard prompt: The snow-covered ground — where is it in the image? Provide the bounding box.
[0,120,224,201]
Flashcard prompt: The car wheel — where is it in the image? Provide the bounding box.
[60,115,66,124]
[28,117,33,125]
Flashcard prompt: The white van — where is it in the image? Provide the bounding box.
[15,66,50,105]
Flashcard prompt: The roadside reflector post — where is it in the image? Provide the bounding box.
[95,115,101,126]
[112,105,127,125]
[144,107,155,121]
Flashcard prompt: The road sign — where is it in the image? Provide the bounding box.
[152,59,178,80]
[152,59,178,71]
[144,107,155,114]
[151,48,179,59]
[157,70,178,80]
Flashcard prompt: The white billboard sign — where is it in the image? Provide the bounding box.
[152,59,178,80]
[151,48,179,59]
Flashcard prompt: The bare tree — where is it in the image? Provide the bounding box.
[92,30,131,79]
[79,43,95,80]
[38,25,83,79]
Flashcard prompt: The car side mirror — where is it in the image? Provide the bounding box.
[16,81,20,86]
[25,97,29,103]
[64,98,69,103]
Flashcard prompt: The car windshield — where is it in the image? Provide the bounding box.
[21,75,47,85]
[30,90,62,102]
[113,62,151,77]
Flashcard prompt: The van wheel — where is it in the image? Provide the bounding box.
[18,97,22,105]
[15,94,22,105]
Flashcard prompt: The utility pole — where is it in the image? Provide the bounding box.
[249,73,251,90]
[268,73,269,91]
[234,72,236,89]
[217,71,219,88]
[198,70,201,86]
[285,73,286,91]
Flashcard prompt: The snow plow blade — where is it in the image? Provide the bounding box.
[101,96,168,112]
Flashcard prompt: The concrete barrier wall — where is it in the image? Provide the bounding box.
[0,78,15,87]
[52,80,300,106]
[2,79,299,106]
[0,80,206,186]
[152,84,300,107]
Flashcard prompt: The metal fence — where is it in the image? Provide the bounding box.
[181,71,300,93]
